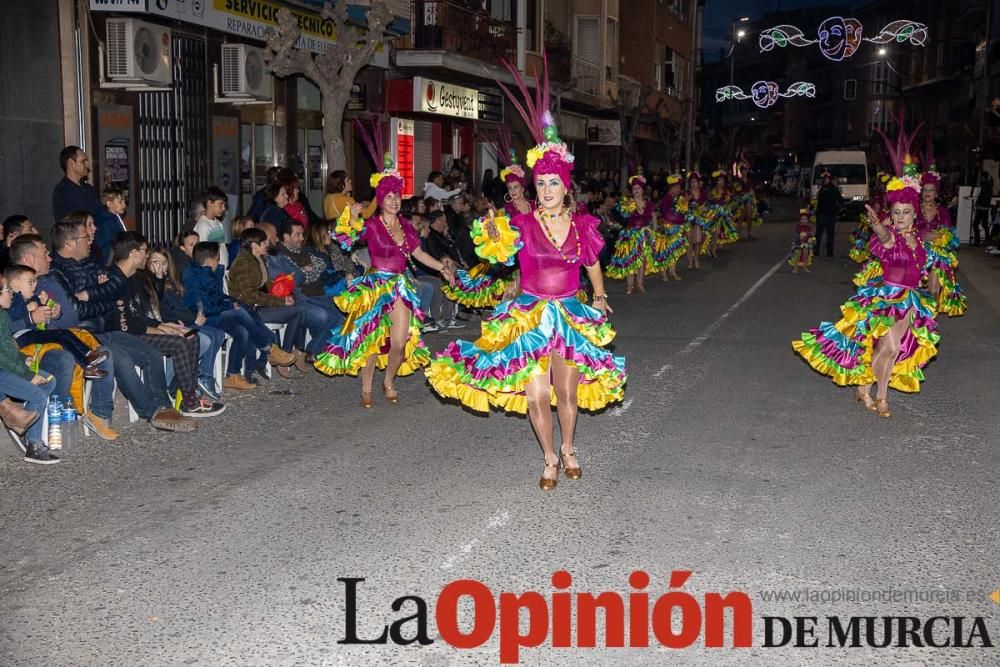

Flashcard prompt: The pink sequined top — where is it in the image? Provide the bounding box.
[504,199,534,219]
[510,211,605,299]
[358,215,421,274]
[869,227,927,289]
[659,194,685,225]
[688,188,707,205]
[795,222,812,240]
[916,204,953,233]
[625,201,654,229]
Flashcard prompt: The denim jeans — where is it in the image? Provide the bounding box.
[97,331,171,420]
[208,308,274,377]
[0,370,56,444]
[255,305,307,352]
[37,347,115,420]
[298,294,345,355]
[197,326,226,380]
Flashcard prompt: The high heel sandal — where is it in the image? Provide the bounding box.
[539,459,559,491]
[382,384,398,404]
[854,389,875,411]
[874,399,891,418]
[559,447,582,480]
[360,392,374,409]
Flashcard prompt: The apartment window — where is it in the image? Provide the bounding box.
[491,0,513,21]
[844,79,857,100]
[674,53,687,96]
[606,17,619,78]
[525,0,538,51]
[575,16,601,64]
[653,42,665,90]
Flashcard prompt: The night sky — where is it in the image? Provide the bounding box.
[702,0,869,60]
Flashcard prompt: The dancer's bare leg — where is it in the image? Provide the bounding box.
[871,311,911,412]
[382,298,410,395]
[550,354,580,469]
[525,370,558,483]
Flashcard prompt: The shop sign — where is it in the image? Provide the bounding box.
[97,105,135,224]
[90,0,147,12]
[587,119,622,146]
[392,118,415,197]
[478,91,504,123]
[413,77,478,119]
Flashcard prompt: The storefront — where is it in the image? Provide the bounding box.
[384,76,504,197]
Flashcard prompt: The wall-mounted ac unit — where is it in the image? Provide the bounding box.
[221,44,273,100]
[106,18,173,86]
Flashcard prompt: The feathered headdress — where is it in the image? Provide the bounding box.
[920,132,940,189]
[628,166,646,189]
[491,127,525,186]
[688,170,702,183]
[875,110,922,207]
[711,169,728,181]
[354,118,403,205]
[499,52,574,188]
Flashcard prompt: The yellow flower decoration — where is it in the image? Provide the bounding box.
[370,172,386,188]
[886,177,905,192]
[471,212,522,266]
[525,146,544,168]
[675,196,689,213]
[335,205,364,239]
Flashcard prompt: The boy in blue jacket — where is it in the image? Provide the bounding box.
[182,243,275,389]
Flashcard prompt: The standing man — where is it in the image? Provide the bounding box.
[814,171,843,258]
[972,170,994,247]
[52,146,103,225]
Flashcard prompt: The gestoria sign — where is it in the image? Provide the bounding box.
[413,77,478,119]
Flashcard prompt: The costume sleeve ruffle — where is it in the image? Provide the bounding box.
[334,207,366,251]
[576,212,605,266]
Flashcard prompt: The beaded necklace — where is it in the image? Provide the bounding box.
[535,207,581,264]
[380,215,418,271]
[897,225,928,287]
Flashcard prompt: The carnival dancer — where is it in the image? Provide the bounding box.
[316,145,456,407]
[605,169,654,293]
[792,152,939,418]
[789,208,815,273]
[426,54,626,490]
[917,162,967,317]
[711,170,740,253]
[651,173,690,280]
[684,171,712,269]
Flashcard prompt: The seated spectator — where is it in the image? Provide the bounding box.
[146,246,226,401]
[282,174,311,229]
[1,215,40,270]
[95,187,128,264]
[421,210,463,330]
[183,242,278,389]
[324,170,376,222]
[306,220,356,286]
[103,232,224,417]
[0,273,57,464]
[270,218,345,364]
[247,166,283,221]
[228,216,254,262]
[5,264,107,377]
[226,228,304,377]
[194,187,230,268]
[258,179,293,228]
[49,222,199,432]
[172,228,198,277]
[7,234,119,441]
[444,194,478,270]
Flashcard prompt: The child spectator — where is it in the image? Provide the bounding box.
[228,216,254,263]
[5,265,108,378]
[0,273,57,464]
[95,187,128,264]
[790,208,816,274]
[194,187,229,267]
[183,242,279,388]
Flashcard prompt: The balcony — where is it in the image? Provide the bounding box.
[572,58,601,97]
[411,1,516,65]
[618,75,641,107]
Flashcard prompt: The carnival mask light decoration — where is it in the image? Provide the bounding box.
[760,18,927,61]
[715,81,815,109]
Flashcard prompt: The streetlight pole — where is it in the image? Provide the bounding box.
[729,16,749,87]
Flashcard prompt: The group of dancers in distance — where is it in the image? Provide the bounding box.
[605,159,763,294]
[793,114,967,417]
[314,54,626,490]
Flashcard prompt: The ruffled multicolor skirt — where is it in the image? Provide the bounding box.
[925,232,967,317]
[847,223,871,263]
[792,279,940,393]
[605,227,652,279]
[788,239,815,268]
[425,292,627,414]
[648,224,689,272]
[443,262,514,309]
[313,271,430,377]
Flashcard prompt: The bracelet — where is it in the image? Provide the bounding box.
[592,294,607,301]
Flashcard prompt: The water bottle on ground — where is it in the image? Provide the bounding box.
[62,405,78,453]
[47,397,63,450]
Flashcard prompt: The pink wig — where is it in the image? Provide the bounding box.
[532,151,573,190]
[920,171,940,188]
[886,185,920,208]
[375,175,405,205]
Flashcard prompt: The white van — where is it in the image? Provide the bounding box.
[811,151,869,211]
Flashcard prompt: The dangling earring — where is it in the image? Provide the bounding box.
[504,193,513,203]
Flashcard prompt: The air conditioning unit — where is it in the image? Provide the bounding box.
[106,18,173,86]
[221,44,273,100]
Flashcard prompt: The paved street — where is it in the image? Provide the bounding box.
[2,205,998,666]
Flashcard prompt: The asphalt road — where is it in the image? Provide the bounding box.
[3,204,998,666]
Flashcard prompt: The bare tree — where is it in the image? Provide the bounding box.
[265,1,392,171]
[610,85,651,189]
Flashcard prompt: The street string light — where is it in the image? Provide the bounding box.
[715,81,817,109]
[758,18,928,62]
